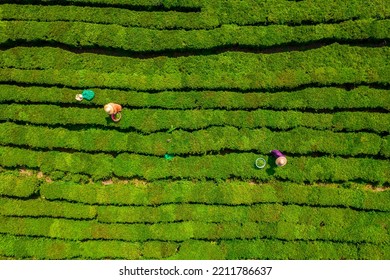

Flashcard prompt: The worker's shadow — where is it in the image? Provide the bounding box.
[253,157,277,176]
[105,116,114,125]
[265,158,277,176]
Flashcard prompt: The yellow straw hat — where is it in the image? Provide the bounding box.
[104,104,114,114]
[75,94,83,101]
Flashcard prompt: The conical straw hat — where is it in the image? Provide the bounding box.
[276,156,287,166]
[75,94,83,101]
[104,104,114,114]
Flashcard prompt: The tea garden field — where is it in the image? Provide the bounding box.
[0,0,389,259]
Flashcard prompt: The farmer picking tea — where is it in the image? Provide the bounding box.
[104,103,122,122]
[270,150,287,166]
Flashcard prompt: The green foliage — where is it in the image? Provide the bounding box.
[0,173,39,197]
[95,202,390,240]
[218,239,360,260]
[0,234,167,259]
[1,44,389,90]
[0,197,97,219]
[142,241,179,259]
[0,146,113,180]
[1,4,209,30]
[0,234,388,260]
[2,84,389,110]
[0,122,384,157]
[1,0,389,261]
[2,0,390,31]
[29,0,202,8]
[80,240,142,259]
[358,244,390,260]
[381,136,390,157]
[205,0,390,26]
[41,180,390,212]
[3,19,390,51]
[1,104,389,134]
[0,234,80,259]
[0,214,387,244]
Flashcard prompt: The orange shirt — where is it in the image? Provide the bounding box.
[104,103,122,115]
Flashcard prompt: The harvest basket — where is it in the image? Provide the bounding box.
[111,112,122,122]
[255,157,266,169]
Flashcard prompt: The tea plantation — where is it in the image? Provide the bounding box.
[0,0,389,259]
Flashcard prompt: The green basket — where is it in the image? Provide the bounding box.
[111,112,122,122]
[255,157,266,169]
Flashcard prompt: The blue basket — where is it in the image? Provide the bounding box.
[164,154,174,160]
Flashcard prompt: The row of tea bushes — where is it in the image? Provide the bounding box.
[0,122,385,156]
[1,84,389,111]
[0,197,96,220]
[204,0,390,26]
[1,44,389,90]
[2,19,389,51]
[1,146,389,182]
[0,4,209,30]
[3,194,388,224]
[1,104,389,134]
[40,180,390,211]
[1,235,388,259]
[0,215,387,243]
[0,173,39,198]
[3,0,388,29]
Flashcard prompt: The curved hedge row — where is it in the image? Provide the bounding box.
[1,85,389,111]
[40,180,390,211]
[2,0,389,29]
[0,234,172,259]
[3,190,387,225]
[96,203,389,224]
[382,136,390,157]
[0,173,39,198]
[0,0,202,8]
[1,44,389,90]
[206,0,390,26]
[3,44,387,74]
[4,0,388,26]
[2,235,388,259]
[2,19,390,52]
[88,0,202,7]
[1,146,389,182]
[0,4,212,30]
[0,122,384,156]
[0,215,387,243]
[175,240,390,260]
[0,146,113,180]
[4,44,388,76]
[115,152,390,182]
[1,104,389,134]
[0,198,97,220]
